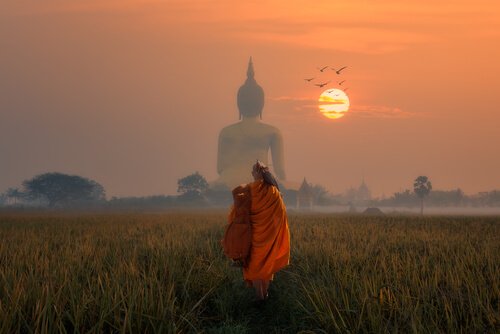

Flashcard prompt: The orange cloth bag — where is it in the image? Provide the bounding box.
[221,185,252,266]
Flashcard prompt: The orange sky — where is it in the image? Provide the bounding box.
[1,0,500,197]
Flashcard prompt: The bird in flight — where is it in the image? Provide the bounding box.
[332,66,348,74]
[315,81,330,88]
[317,66,329,72]
[304,77,315,82]
[338,80,346,85]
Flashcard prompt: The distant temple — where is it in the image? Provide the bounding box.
[357,178,372,202]
[345,178,372,204]
[297,178,313,209]
[213,58,286,189]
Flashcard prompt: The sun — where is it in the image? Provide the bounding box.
[318,88,350,119]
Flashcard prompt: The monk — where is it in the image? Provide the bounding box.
[228,161,290,301]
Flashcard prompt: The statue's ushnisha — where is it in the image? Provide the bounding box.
[215,57,286,189]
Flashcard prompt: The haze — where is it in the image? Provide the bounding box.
[1,0,499,197]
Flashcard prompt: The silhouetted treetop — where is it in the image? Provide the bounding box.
[22,172,105,207]
[414,176,432,199]
[177,172,208,196]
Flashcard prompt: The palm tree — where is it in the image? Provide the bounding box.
[414,176,432,215]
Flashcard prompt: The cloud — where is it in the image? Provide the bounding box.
[268,96,317,112]
[349,105,417,119]
[159,1,500,54]
[268,96,417,119]
[3,0,157,16]
[320,100,347,105]
[265,96,318,122]
[269,96,313,102]
[6,1,499,54]
[229,24,434,55]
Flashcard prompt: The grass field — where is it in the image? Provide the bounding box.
[0,212,498,333]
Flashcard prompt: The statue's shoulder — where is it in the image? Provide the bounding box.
[258,122,282,134]
[219,123,240,137]
[259,122,283,138]
[219,121,282,138]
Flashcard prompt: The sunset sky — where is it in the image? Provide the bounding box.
[1,0,500,197]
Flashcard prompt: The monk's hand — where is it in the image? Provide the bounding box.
[232,184,247,196]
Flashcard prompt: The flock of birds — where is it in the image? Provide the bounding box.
[304,65,349,93]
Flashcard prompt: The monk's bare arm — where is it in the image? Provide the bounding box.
[270,131,286,180]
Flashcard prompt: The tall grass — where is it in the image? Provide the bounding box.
[291,215,499,333]
[0,212,498,333]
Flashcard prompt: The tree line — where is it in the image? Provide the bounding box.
[1,172,499,211]
[0,171,218,210]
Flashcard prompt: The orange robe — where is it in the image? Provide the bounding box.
[241,180,290,282]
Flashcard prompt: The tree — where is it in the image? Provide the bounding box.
[427,188,464,206]
[22,172,106,208]
[5,187,24,205]
[392,189,418,207]
[177,172,209,201]
[414,176,432,215]
[311,184,336,206]
[205,183,232,206]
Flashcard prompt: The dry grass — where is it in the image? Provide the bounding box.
[0,212,498,333]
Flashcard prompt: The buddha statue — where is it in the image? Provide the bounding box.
[215,58,286,189]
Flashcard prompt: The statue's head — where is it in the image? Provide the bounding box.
[237,57,264,119]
